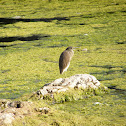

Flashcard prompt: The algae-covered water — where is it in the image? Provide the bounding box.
[0,0,126,125]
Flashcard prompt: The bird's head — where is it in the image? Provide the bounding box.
[66,46,73,50]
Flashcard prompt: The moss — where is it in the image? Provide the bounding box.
[52,86,108,103]
[0,0,126,125]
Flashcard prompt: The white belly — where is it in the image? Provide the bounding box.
[63,62,70,73]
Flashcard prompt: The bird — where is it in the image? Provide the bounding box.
[59,46,74,74]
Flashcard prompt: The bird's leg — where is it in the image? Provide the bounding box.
[64,72,67,79]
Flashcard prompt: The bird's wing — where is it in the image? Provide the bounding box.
[59,51,71,73]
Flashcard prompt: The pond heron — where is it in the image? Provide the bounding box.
[59,47,74,74]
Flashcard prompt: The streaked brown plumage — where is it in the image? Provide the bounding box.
[59,47,74,74]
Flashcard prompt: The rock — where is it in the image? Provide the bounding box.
[36,74,102,98]
[37,88,48,96]
[0,74,106,125]
[84,34,88,36]
[0,99,11,110]
[35,107,50,114]
[57,88,68,93]
[0,113,15,125]
[51,78,64,86]
[0,100,33,125]
[12,16,22,19]
[82,48,88,52]
[93,102,102,105]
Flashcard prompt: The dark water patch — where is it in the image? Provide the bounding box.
[116,41,126,44]
[90,70,116,75]
[90,65,118,69]
[108,85,125,91]
[0,44,17,48]
[79,23,85,25]
[34,43,43,47]
[107,11,115,14]
[90,65,125,81]
[35,44,64,48]
[0,34,50,43]
[121,10,126,13]
[102,65,117,69]
[108,86,126,95]
[47,45,64,48]
[98,78,114,81]
[90,65,125,70]
[63,14,95,20]
[0,36,20,42]
[63,23,86,25]
[93,26,106,29]
[122,68,126,74]
[115,3,120,5]
[0,17,70,25]
[1,69,11,73]
[91,69,125,76]
[81,14,95,18]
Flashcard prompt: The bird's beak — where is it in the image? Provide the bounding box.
[73,47,80,50]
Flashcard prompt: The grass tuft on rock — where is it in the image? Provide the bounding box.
[53,85,108,103]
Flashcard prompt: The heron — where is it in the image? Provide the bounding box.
[59,47,74,74]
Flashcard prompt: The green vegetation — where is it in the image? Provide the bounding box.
[0,0,126,125]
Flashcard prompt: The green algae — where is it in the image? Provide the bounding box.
[0,0,126,125]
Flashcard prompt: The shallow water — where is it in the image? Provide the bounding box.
[0,0,125,100]
[0,1,126,125]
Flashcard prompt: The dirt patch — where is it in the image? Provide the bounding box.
[0,100,33,125]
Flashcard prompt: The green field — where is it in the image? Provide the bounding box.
[0,0,126,125]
